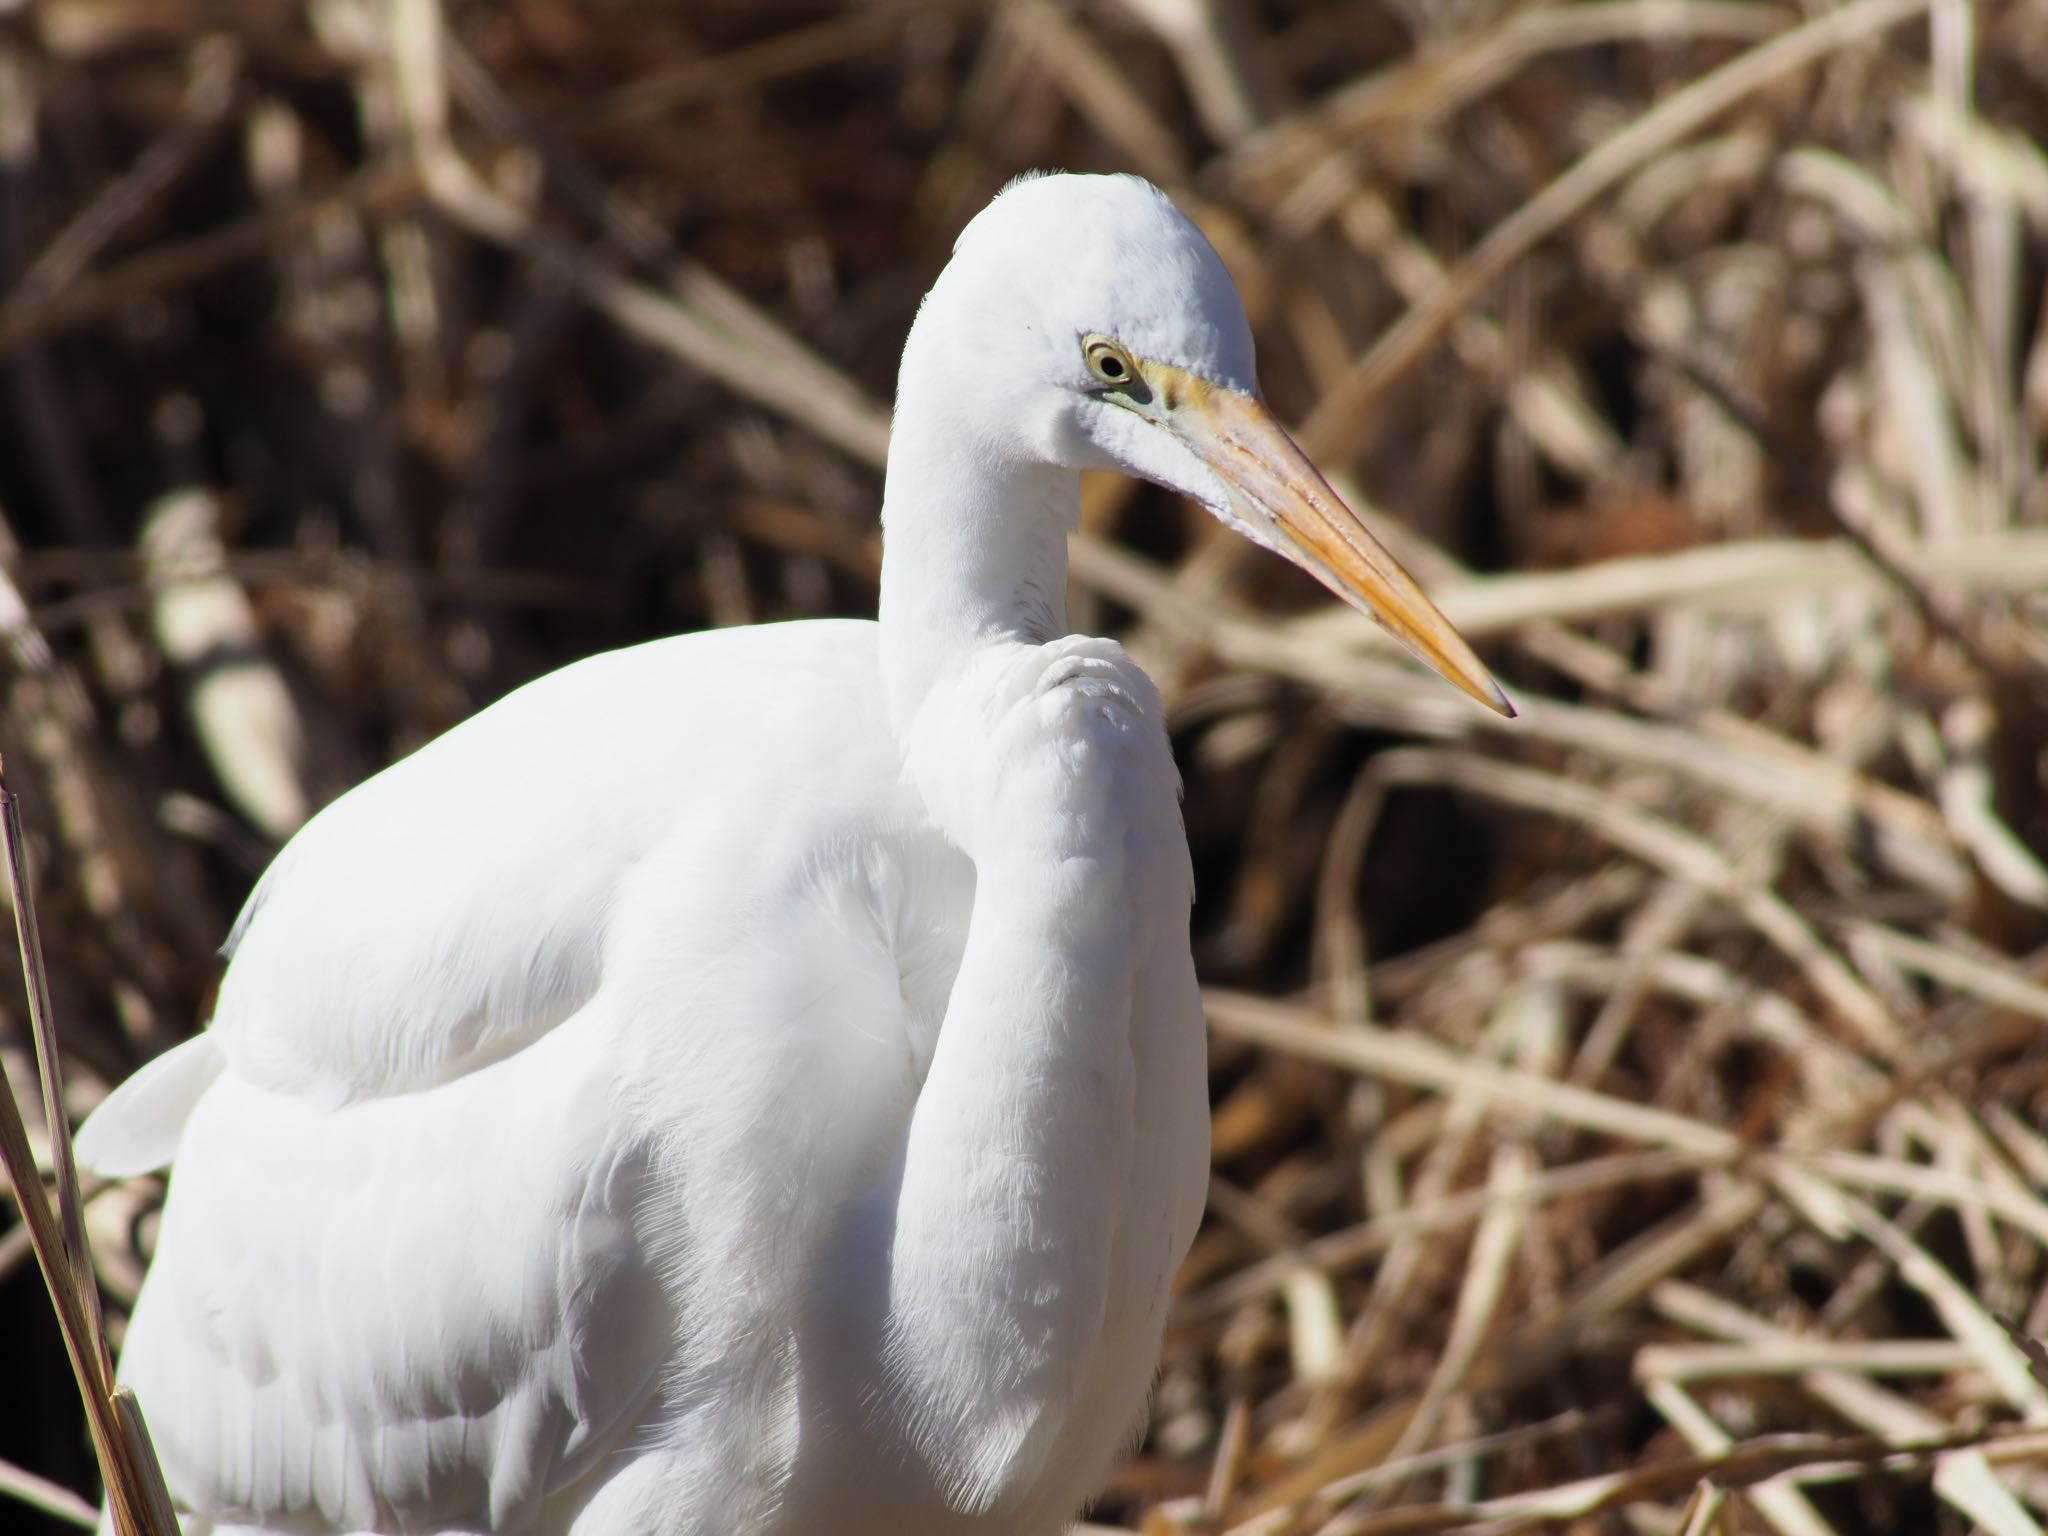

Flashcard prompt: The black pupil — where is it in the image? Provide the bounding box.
[1099,354,1125,379]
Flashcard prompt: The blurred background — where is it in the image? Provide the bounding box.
[4,1,2048,1532]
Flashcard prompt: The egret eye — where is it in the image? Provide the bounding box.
[1082,335,1150,401]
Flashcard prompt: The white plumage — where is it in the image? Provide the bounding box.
[79,173,1505,1536]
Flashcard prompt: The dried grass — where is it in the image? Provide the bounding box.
[2,1,2047,1533]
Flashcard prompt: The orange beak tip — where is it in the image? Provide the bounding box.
[1438,657,1514,719]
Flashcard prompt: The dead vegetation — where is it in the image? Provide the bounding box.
[3,1,2048,1533]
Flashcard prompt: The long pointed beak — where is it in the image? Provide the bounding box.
[1149,365,1513,717]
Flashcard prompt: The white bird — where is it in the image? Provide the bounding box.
[77,172,1507,1536]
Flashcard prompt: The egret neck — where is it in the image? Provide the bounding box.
[878,365,1087,850]
[865,333,1192,1525]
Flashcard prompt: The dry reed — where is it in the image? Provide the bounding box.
[2,2,2046,1533]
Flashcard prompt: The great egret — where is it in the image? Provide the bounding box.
[77,172,1507,1536]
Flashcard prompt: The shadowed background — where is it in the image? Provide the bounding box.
[4,1,2048,1532]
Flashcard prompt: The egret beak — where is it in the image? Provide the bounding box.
[1148,364,1513,718]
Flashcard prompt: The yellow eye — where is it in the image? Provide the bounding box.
[1083,335,1139,389]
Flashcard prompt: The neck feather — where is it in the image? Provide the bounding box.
[876,402,1077,734]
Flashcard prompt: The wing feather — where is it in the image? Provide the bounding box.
[123,1005,669,1531]
[94,619,920,1531]
[200,622,884,1103]
[73,1036,223,1177]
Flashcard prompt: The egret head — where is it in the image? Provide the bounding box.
[916,171,1510,716]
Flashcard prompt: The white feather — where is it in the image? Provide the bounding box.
[74,1035,223,1177]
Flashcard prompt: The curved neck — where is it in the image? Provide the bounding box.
[876,393,1077,734]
